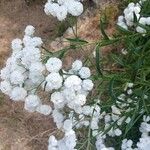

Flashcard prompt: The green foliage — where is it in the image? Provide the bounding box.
[40,1,150,149]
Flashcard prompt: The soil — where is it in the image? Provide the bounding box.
[0,0,58,149]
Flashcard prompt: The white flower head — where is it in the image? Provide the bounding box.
[46,73,63,90]
[72,60,83,71]
[64,75,82,88]
[36,105,52,116]
[44,2,59,17]
[31,37,43,47]
[51,91,64,104]
[46,57,62,72]
[65,0,83,16]
[79,67,91,79]
[11,38,23,52]
[10,70,25,85]
[10,87,27,101]
[75,94,86,106]
[29,62,45,73]
[24,25,35,36]
[0,80,12,95]
[82,79,94,91]
[63,119,73,131]
[56,5,67,21]
[0,67,10,80]
[48,135,58,147]
[24,95,41,112]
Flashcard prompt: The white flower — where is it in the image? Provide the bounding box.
[36,105,52,115]
[63,119,73,131]
[48,135,58,147]
[23,35,32,47]
[46,73,63,90]
[10,70,25,85]
[11,38,23,52]
[63,87,76,102]
[139,17,147,25]
[143,115,150,122]
[0,67,10,80]
[78,67,91,79]
[72,60,83,71]
[127,89,133,95]
[146,17,150,25]
[0,80,12,95]
[44,2,59,17]
[64,130,77,149]
[104,115,111,123]
[114,128,122,136]
[56,5,67,21]
[117,22,128,30]
[118,16,124,22]
[44,0,83,21]
[31,37,43,47]
[65,0,83,16]
[136,26,146,34]
[52,109,64,129]
[58,0,65,5]
[64,75,82,88]
[75,94,86,106]
[121,49,128,55]
[82,79,94,91]
[127,83,134,88]
[46,57,62,72]
[29,72,44,85]
[137,137,150,150]
[29,62,45,73]
[48,146,57,150]
[24,95,41,112]
[82,105,92,116]
[91,117,99,130]
[121,139,133,150]
[51,91,64,105]
[21,49,41,68]
[10,87,27,101]
[125,117,131,124]
[24,25,35,36]
[111,105,121,115]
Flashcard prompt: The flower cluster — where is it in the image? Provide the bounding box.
[117,0,150,34]
[0,25,52,116]
[121,116,150,150]
[44,0,84,21]
[0,26,95,149]
[46,59,94,149]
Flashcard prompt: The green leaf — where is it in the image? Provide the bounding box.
[116,25,132,35]
[100,38,120,47]
[111,54,124,66]
[42,46,53,54]
[66,38,88,45]
[100,19,109,40]
[95,44,103,76]
[124,101,143,136]
[58,48,68,59]
[109,77,117,102]
[133,12,138,23]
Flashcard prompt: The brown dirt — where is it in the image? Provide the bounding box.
[0,0,58,150]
